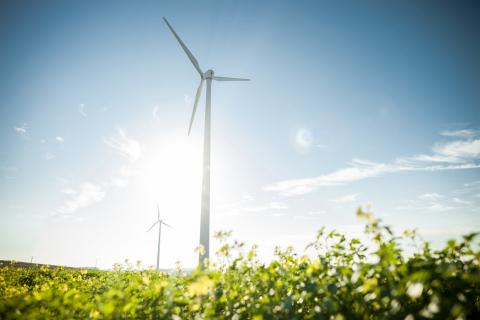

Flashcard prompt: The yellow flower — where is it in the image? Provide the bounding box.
[361,278,378,293]
[188,276,213,296]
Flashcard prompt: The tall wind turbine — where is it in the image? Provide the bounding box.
[163,18,249,265]
[147,203,171,270]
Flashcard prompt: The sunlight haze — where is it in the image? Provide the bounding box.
[1,0,479,269]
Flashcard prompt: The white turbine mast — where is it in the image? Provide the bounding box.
[163,17,249,266]
[147,203,172,270]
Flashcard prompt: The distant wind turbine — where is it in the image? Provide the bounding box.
[163,17,250,266]
[147,204,171,270]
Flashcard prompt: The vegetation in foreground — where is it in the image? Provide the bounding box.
[1,208,479,319]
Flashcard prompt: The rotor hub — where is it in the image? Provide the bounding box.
[204,69,214,79]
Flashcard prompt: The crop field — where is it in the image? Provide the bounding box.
[1,209,479,319]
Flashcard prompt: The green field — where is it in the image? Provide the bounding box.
[1,209,479,319]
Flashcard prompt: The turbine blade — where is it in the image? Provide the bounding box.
[161,221,172,228]
[213,76,250,81]
[188,79,204,135]
[163,17,203,76]
[147,221,159,232]
[157,203,160,220]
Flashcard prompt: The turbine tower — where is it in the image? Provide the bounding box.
[147,203,171,270]
[163,18,249,265]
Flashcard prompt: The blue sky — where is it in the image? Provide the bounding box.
[1,0,479,268]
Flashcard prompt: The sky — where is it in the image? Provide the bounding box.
[1,0,479,269]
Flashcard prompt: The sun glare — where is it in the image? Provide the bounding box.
[120,135,203,266]
[135,137,202,212]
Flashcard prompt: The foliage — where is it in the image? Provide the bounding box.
[1,208,479,319]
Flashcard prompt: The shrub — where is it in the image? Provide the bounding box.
[1,208,478,319]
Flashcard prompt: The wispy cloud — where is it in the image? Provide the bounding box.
[418,193,443,201]
[440,129,479,139]
[152,106,160,120]
[395,199,453,213]
[54,166,132,216]
[265,159,395,196]
[425,203,454,212]
[396,187,477,213]
[79,104,87,117]
[244,201,288,212]
[427,139,480,163]
[331,193,358,203]
[54,182,105,215]
[14,124,28,139]
[56,136,64,142]
[452,197,472,206]
[453,180,480,195]
[221,194,287,216]
[464,180,480,188]
[265,134,480,196]
[104,128,142,162]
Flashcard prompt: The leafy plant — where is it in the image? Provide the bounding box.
[1,208,478,319]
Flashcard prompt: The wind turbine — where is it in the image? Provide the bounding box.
[163,18,249,265]
[147,203,171,270]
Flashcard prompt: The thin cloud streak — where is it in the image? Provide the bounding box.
[54,170,132,217]
[54,182,106,215]
[244,201,288,212]
[222,198,288,216]
[78,104,87,117]
[396,192,477,213]
[266,136,480,196]
[418,193,443,201]
[440,129,479,139]
[331,193,358,203]
[430,139,480,162]
[104,128,142,162]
